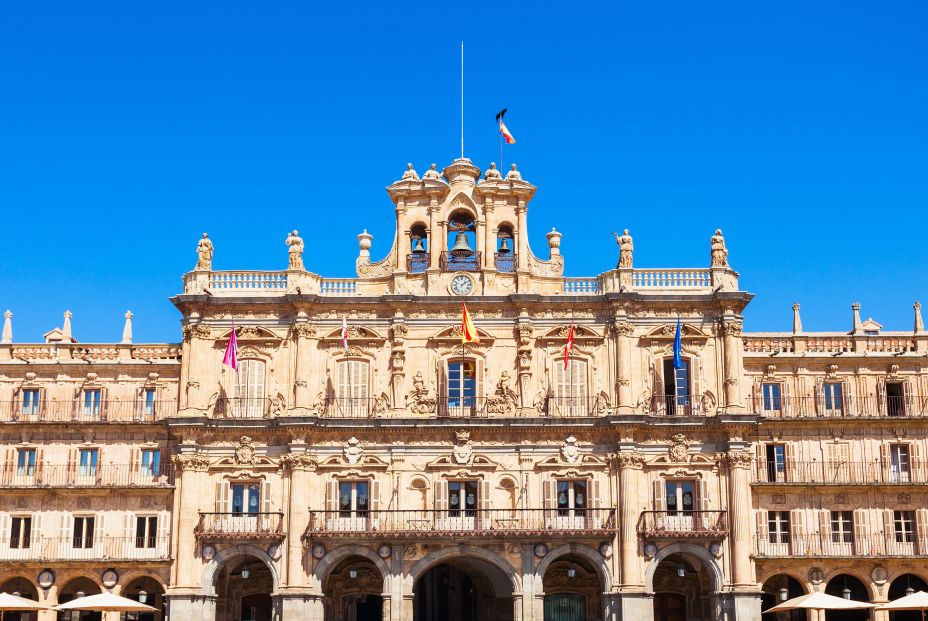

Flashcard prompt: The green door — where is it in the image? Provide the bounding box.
[544,594,586,621]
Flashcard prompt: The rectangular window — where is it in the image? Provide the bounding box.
[762,383,782,412]
[336,360,370,416]
[78,449,99,477]
[556,479,588,517]
[830,510,854,543]
[662,358,690,415]
[338,481,370,518]
[823,383,843,414]
[231,483,260,515]
[143,389,156,415]
[135,516,158,548]
[10,516,32,549]
[234,359,266,417]
[16,449,36,477]
[895,511,915,543]
[554,359,589,416]
[765,444,786,482]
[73,516,95,548]
[665,480,695,515]
[447,360,477,409]
[141,449,161,476]
[886,382,906,417]
[82,389,102,416]
[768,511,791,544]
[448,480,478,517]
[21,389,40,415]
[891,445,911,483]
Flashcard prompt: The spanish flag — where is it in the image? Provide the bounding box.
[499,120,516,144]
[461,303,480,344]
[563,322,575,370]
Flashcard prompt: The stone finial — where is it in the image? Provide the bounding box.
[505,163,522,181]
[484,162,502,180]
[546,228,562,257]
[851,302,862,335]
[401,163,419,182]
[422,163,443,181]
[915,302,924,335]
[195,233,213,271]
[792,303,803,335]
[614,229,633,268]
[1,310,11,344]
[357,229,373,258]
[710,229,729,268]
[286,230,304,271]
[121,311,133,344]
[62,311,73,341]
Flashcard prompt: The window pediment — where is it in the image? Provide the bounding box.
[643,323,710,342]
[535,454,608,471]
[218,325,281,342]
[538,324,601,343]
[426,454,498,470]
[429,325,495,346]
[315,454,389,470]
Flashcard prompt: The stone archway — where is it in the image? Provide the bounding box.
[823,574,871,621]
[0,577,41,621]
[888,574,928,621]
[535,544,611,621]
[645,544,723,621]
[760,574,807,621]
[205,547,278,621]
[57,577,103,621]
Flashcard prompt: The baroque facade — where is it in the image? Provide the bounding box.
[1,158,927,621]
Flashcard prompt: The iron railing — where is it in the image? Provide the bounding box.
[637,511,729,537]
[195,512,285,541]
[439,251,481,272]
[649,395,707,417]
[0,536,171,561]
[0,400,176,423]
[406,253,429,273]
[545,396,605,417]
[494,252,517,273]
[214,397,272,419]
[754,460,928,485]
[304,508,617,538]
[756,534,928,558]
[752,395,928,419]
[437,397,488,418]
[0,463,174,487]
[320,397,379,418]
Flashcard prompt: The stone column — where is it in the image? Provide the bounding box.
[615,322,634,412]
[292,322,315,410]
[283,452,315,586]
[483,205,495,271]
[721,321,744,409]
[165,594,217,621]
[170,453,211,588]
[427,199,440,271]
[726,450,754,588]
[616,452,645,589]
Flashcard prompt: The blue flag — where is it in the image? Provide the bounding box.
[673,319,683,370]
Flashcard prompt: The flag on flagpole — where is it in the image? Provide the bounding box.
[223,322,239,371]
[461,303,479,344]
[673,318,684,370]
[340,317,349,350]
[496,108,516,144]
[563,322,575,370]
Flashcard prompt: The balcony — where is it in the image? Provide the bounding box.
[0,536,171,562]
[318,397,379,418]
[637,511,729,538]
[436,397,489,418]
[494,252,517,273]
[756,535,928,558]
[0,400,176,423]
[214,397,273,419]
[304,508,617,539]
[439,251,481,272]
[0,464,174,488]
[545,396,606,417]
[649,395,710,417]
[406,253,429,273]
[752,395,928,419]
[195,512,285,542]
[754,460,928,485]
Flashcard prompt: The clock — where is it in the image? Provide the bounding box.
[450,274,474,296]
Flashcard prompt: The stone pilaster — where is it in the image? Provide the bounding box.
[721,320,744,409]
[616,451,646,589]
[282,451,316,587]
[170,452,211,589]
[614,321,635,412]
[726,449,754,588]
[291,322,315,410]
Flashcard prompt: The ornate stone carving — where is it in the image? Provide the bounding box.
[700,391,717,416]
[669,434,691,462]
[561,435,581,463]
[710,228,729,267]
[391,323,408,339]
[405,371,436,414]
[356,243,396,278]
[614,451,645,469]
[195,233,213,270]
[614,229,634,268]
[726,450,753,468]
[269,393,286,417]
[344,437,363,465]
[826,364,839,379]
[373,392,390,415]
[281,453,317,471]
[291,323,316,339]
[526,251,564,277]
[483,162,502,180]
[172,453,211,472]
[401,163,419,181]
[286,230,304,270]
[613,321,635,337]
[517,323,534,346]
[721,321,743,337]
[234,436,257,465]
[486,371,518,415]
[452,430,472,465]
[888,364,900,378]
[183,324,212,340]
[422,163,443,181]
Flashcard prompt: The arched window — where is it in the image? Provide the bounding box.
[495,224,516,273]
[442,212,478,272]
[552,359,589,416]
[408,223,429,273]
[336,359,370,417]
[234,359,266,418]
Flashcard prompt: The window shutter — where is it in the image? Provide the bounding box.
[751,380,760,413]
[755,443,765,479]
[326,481,339,513]
[916,509,928,554]
[123,513,134,558]
[877,377,887,416]
[476,358,484,401]
[903,380,914,414]
[130,448,140,479]
[61,512,73,544]
[0,514,9,547]
[692,358,701,402]
[912,442,923,481]
[653,480,665,512]
[35,448,45,484]
[590,478,600,509]
[67,448,77,482]
[755,510,769,548]
[438,361,448,415]
[543,479,554,510]
[261,480,273,513]
[783,444,794,482]
[880,443,892,482]
[479,480,490,528]
[854,509,870,555]
[881,509,894,556]
[698,479,709,511]
[215,481,227,513]
[371,479,381,512]
[818,510,831,536]
[815,379,825,416]
[434,480,448,512]
[782,381,792,417]
[790,509,805,555]
[157,511,170,558]
[94,512,105,555]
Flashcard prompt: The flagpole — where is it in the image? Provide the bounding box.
[460,41,465,159]
[499,132,503,172]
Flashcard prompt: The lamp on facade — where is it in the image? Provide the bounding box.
[11,592,20,597]
[567,563,576,579]
[76,592,85,599]
[842,586,851,600]
[779,587,789,602]
[677,562,686,578]
[349,567,358,580]
[906,576,915,596]
[241,563,250,580]
[138,590,148,604]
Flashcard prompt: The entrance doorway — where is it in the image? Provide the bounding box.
[214,555,273,621]
[323,556,384,621]
[654,593,686,621]
[823,575,870,621]
[544,594,586,621]
[413,558,514,621]
[541,554,602,621]
[652,553,713,621]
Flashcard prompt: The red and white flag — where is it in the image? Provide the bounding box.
[223,322,239,371]
[340,317,349,350]
[499,120,516,144]
[563,323,575,370]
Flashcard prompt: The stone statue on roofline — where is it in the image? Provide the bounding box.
[422,164,443,181]
[710,228,729,268]
[401,163,419,182]
[287,230,305,270]
[614,229,634,268]
[484,163,502,180]
[505,163,522,181]
[195,233,213,270]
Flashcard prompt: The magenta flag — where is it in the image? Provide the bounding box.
[223,323,238,370]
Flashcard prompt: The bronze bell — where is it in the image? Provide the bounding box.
[412,237,426,254]
[498,237,512,253]
[450,231,473,256]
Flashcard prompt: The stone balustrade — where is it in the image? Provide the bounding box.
[632,268,711,291]
[0,536,171,562]
[744,333,925,355]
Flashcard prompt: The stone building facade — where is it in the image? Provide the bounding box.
[1,158,926,621]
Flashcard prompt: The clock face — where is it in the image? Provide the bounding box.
[450,274,473,295]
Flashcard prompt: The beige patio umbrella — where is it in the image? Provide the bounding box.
[765,591,876,613]
[55,592,156,613]
[876,590,928,621]
[0,592,51,621]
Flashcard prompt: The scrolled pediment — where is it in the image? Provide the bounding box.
[429,325,495,345]
[538,324,601,343]
[643,323,710,341]
[218,326,281,342]
[315,454,389,470]
[426,454,498,470]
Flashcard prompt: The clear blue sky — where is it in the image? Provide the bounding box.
[2,2,926,343]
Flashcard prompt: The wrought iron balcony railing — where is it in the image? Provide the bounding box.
[752,395,928,419]
[439,251,481,272]
[754,460,928,485]
[437,397,488,418]
[213,397,273,419]
[317,397,380,418]
[756,534,928,558]
[304,508,617,538]
[195,512,285,541]
[0,400,176,423]
[0,464,174,488]
[649,395,708,417]
[0,536,171,562]
[406,253,429,273]
[494,252,517,273]
[545,396,607,417]
[637,511,729,538]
